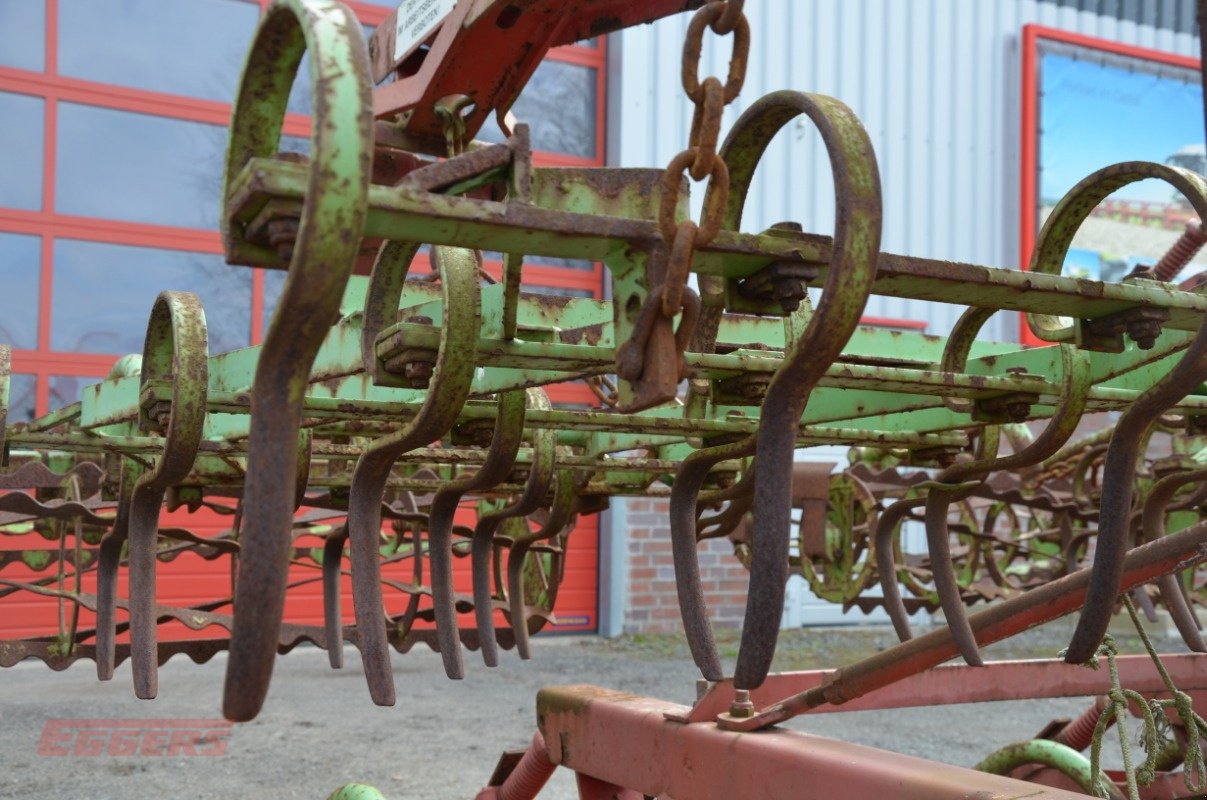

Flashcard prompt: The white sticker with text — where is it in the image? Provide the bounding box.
[394,0,456,59]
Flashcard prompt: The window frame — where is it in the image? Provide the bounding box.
[0,0,606,414]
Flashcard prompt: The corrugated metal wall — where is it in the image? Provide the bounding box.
[610,0,1199,341]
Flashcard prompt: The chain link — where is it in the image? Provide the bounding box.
[619,0,750,398]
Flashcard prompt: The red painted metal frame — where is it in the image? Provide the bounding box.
[0,0,606,416]
[685,653,1207,723]
[532,685,1092,800]
[1018,24,1201,346]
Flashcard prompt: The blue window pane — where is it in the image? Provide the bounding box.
[8,374,37,423]
[0,233,41,350]
[478,61,597,158]
[0,93,44,211]
[56,104,225,230]
[58,0,257,102]
[0,2,45,71]
[52,240,251,355]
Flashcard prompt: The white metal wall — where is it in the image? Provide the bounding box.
[610,0,1200,341]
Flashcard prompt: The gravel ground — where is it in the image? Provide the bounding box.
[0,617,1185,799]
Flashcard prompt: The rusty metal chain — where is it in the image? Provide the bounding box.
[618,0,748,405]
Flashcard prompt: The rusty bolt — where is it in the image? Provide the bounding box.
[382,316,437,388]
[728,689,755,718]
[913,446,961,468]
[1005,402,1031,422]
[1085,306,1168,352]
[402,358,434,389]
[144,400,172,433]
[1126,318,1163,350]
[768,222,812,313]
[265,217,300,262]
[453,418,495,448]
[734,221,818,313]
[718,372,771,403]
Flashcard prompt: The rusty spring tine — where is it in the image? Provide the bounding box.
[361,240,423,370]
[924,344,1092,665]
[1026,161,1207,343]
[425,390,529,679]
[873,428,1002,643]
[670,439,756,680]
[708,91,881,690]
[322,524,348,668]
[390,468,437,637]
[1062,176,1207,666]
[322,489,421,669]
[873,494,931,642]
[506,465,578,660]
[939,306,996,414]
[221,0,371,723]
[1140,467,1207,651]
[126,291,208,699]
[346,244,479,703]
[471,388,555,667]
[95,459,141,681]
[1071,395,1207,663]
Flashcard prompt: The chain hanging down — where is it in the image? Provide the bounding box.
[616,0,749,411]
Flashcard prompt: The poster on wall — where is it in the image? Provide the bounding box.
[1022,26,1204,344]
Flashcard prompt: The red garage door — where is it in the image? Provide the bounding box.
[0,0,606,642]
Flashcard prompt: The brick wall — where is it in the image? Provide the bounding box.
[622,498,751,634]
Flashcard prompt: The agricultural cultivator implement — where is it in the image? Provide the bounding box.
[7,0,1207,797]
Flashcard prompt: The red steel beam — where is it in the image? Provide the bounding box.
[716,519,1207,731]
[536,685,1093,800]
[369,0,704,154]
[681,653,1207,723]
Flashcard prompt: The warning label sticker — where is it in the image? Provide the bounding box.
[394,0,456,60]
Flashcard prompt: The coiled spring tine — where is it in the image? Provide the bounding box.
[471,388,554,667]
[346,244,479,703]
[321,524,349,668]
[221,0,372,723]
[873,495,929,642]
[128,291,208,699]
[426,390,527,679]
[390,490,427,637]
[1010,161,1207,662]
[95,459,141,681]
[925,343,1091,666]
[1063,232,1207,660]
[1140,467,1207,651]
[710,91,881,690]
[506,465,577,660]
[669,440,753,681]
